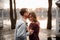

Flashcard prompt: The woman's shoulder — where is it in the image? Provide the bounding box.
[30,22,39,26]
[30,22,39,24]
[36,22,40,25]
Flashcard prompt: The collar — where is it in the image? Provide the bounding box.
[21,17,27,23]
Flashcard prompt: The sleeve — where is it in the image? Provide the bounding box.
[26,32,30,36]
[17,23,30,37]
[17,23,26,37]
[14,21,21,40]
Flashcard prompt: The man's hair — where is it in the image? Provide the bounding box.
[20,8,27,16]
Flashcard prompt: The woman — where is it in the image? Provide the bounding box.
[29,12,40,40]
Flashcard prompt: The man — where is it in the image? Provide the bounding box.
[15,8,33,40]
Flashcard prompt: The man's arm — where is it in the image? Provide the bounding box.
[17,23,34,37]
[17,23,26,37]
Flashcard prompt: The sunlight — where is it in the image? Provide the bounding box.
[4,3,9,9]
[16,0,48,8]
[3,0,57,9]
[38,19,47,29]
[4,0,48,9]
[3,0,56,29]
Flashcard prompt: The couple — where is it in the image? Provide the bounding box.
[15,8,40,40]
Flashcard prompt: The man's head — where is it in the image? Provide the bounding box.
[20,8,29,18]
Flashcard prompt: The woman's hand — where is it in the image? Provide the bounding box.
[29,29,34,35]
[27,26,34,35]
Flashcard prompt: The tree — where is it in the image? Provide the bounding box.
[10,0,17,29]
[47,0,52,30]
[13,0,17,29]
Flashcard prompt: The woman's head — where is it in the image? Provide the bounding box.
[29,11,37,22]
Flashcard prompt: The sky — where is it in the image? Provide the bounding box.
[16,0,48,8]
[0,0,58,9]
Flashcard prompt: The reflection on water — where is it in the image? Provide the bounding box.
[0,28,5,40]
[38,19,47,29]
[38,18,56,30]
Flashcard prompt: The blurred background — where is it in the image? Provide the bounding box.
[0,0,60,40]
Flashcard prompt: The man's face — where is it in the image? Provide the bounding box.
[24,11,29,18]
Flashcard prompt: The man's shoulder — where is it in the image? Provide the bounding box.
[17,19,24,24]
[16,19,24,27]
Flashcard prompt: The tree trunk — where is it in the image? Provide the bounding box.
[10,0,17,29]
[13,0,17,29]
[10,0,14,29]
[47,0,52,30]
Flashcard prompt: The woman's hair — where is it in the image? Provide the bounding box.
[29,11,38,22]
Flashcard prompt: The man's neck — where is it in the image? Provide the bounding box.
[22,16,27,22]
[23,16,27,20]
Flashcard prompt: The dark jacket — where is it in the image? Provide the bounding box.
[29,23,40,40]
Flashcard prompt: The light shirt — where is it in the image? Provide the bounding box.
[14,17,29,40]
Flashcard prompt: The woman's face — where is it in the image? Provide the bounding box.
[29,14,33,22]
